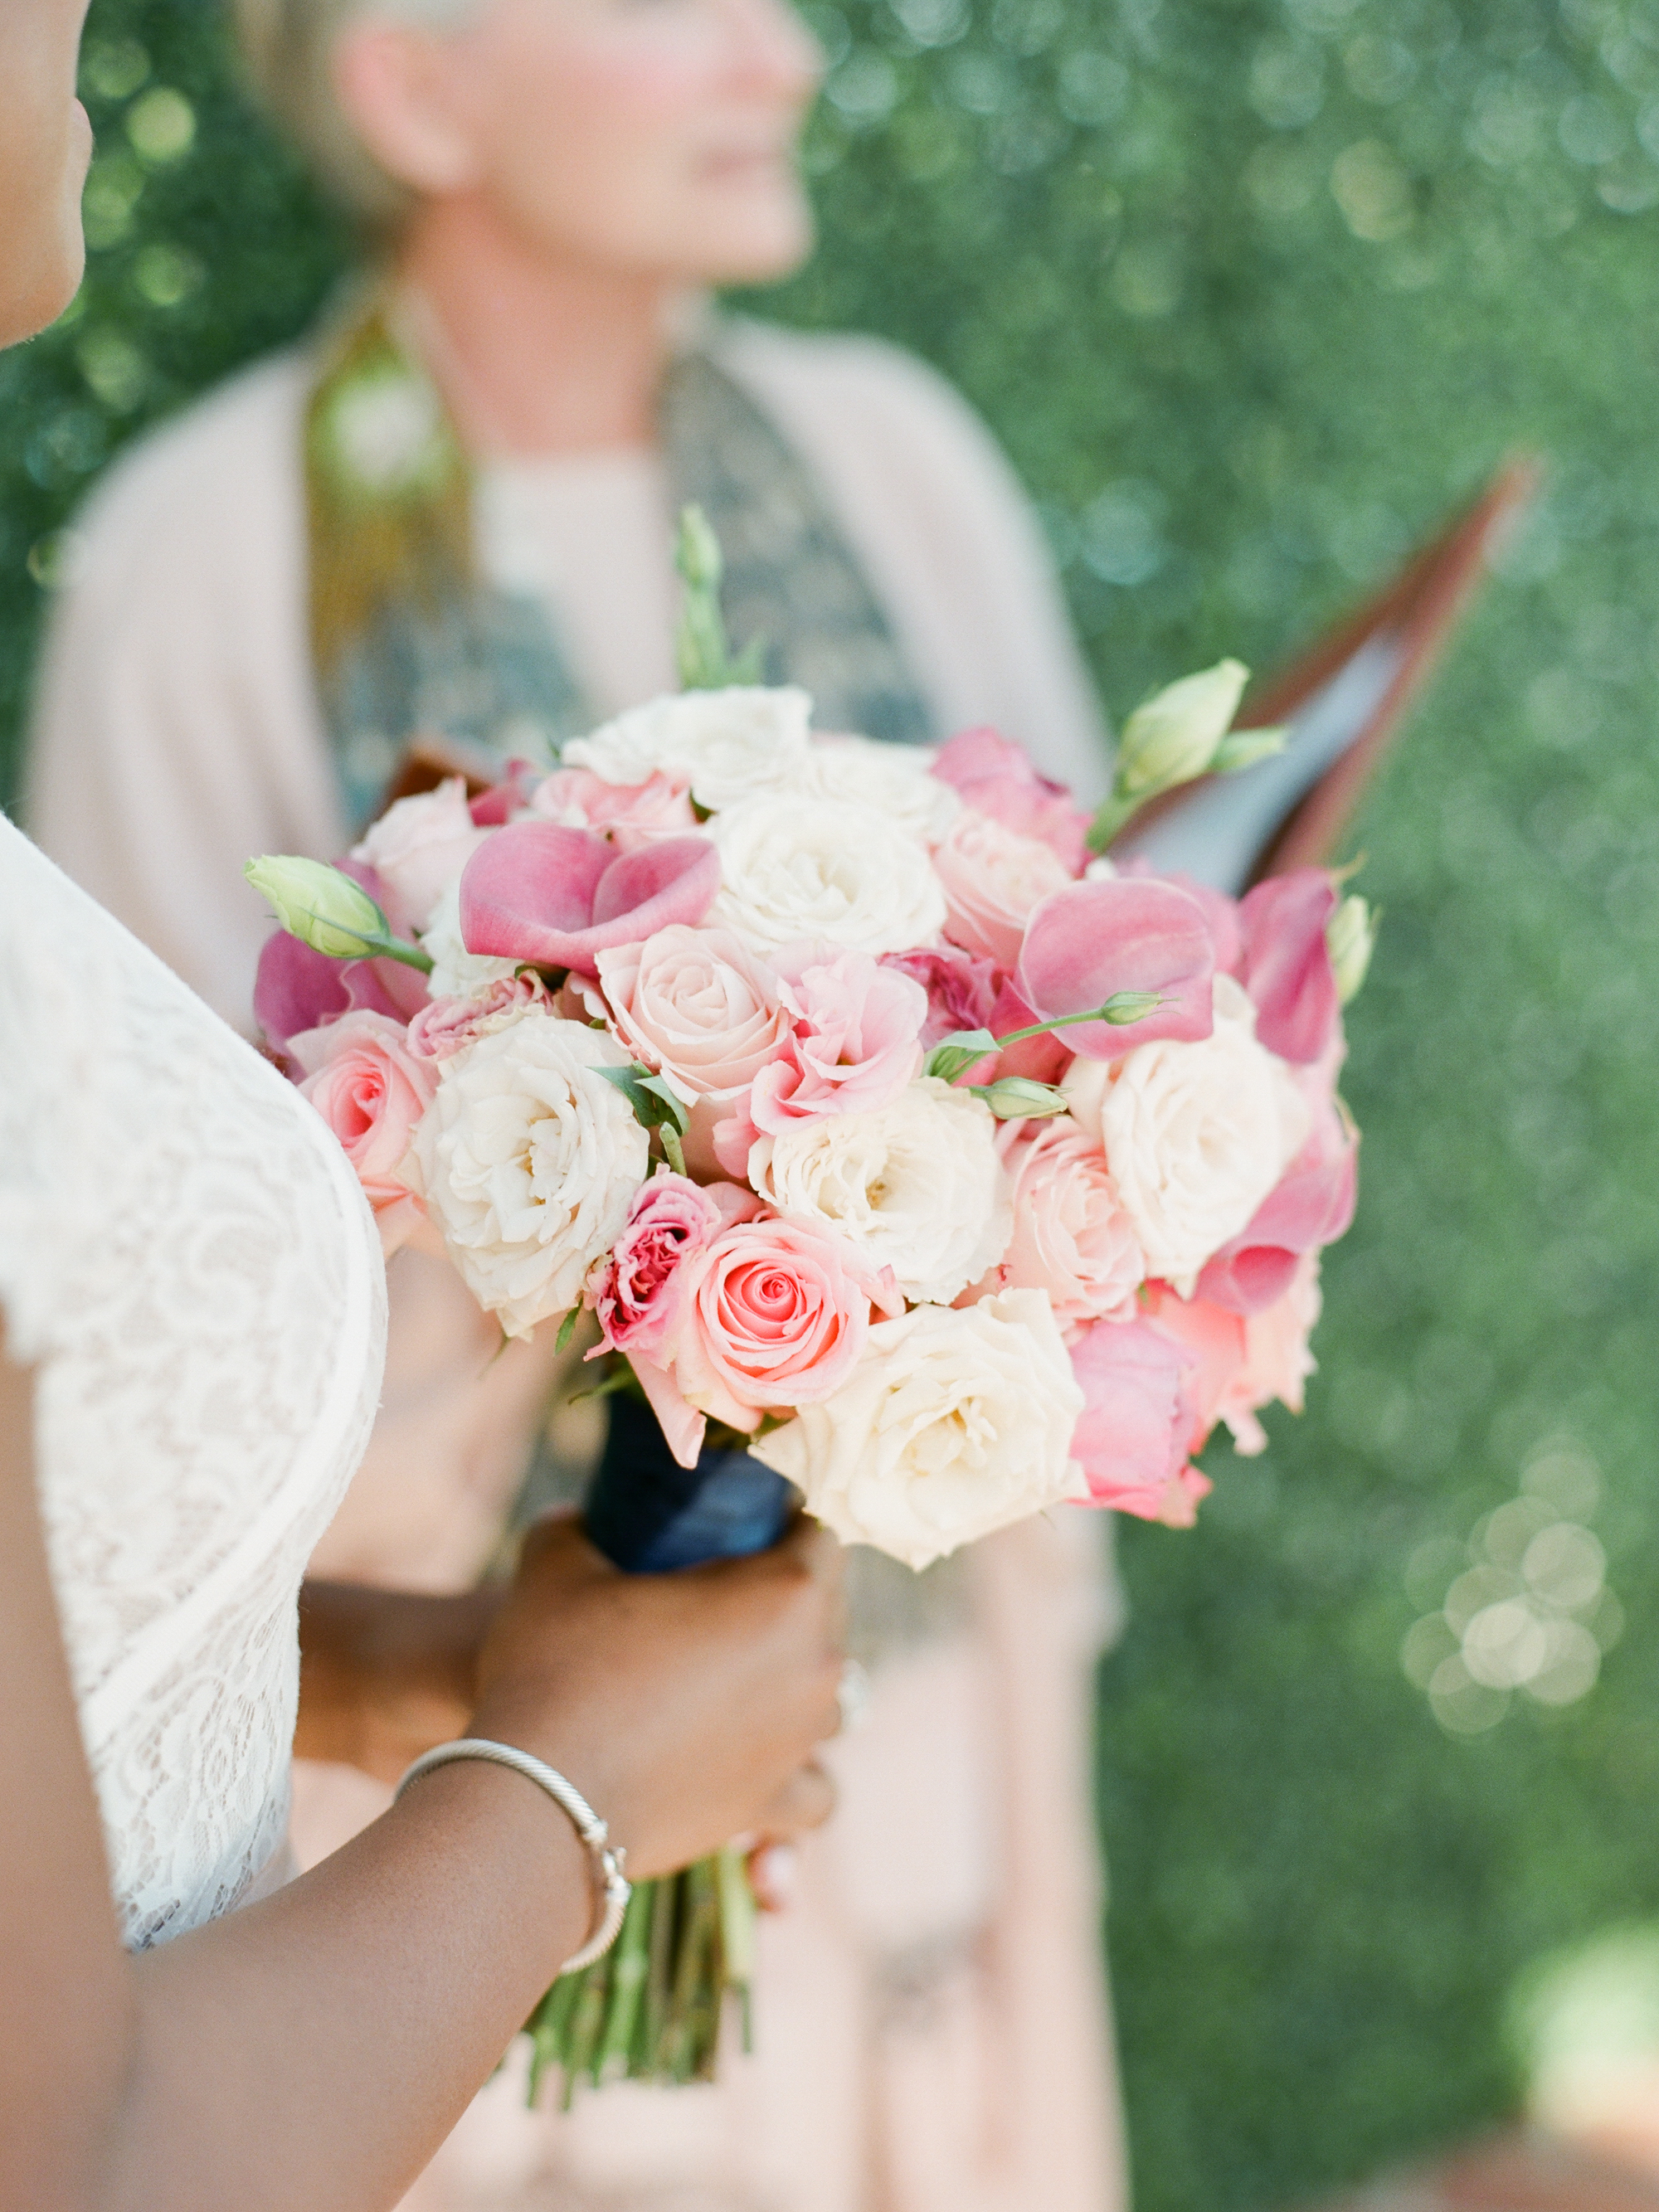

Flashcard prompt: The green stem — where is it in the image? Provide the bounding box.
[993,994,1167,1051]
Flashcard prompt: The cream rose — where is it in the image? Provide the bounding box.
[750,1077,1010,1305]
[594,926,791,1106]
[1063,975,1310,1296]
[711,795,947,958]
[933,809,1075,969]
[752,1289,1087,1570]
[413,1014,650,1337]
[788,736,961,846]
[996,1116,1145,1335]
[562,687,812,812]
[419,878,522,1004]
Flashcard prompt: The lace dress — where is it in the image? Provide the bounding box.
[0,814,385,1950]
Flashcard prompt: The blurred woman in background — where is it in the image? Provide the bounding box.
[27,2,1123,2207]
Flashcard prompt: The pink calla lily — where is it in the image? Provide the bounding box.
[931,726,1092,871]
[460,823,722,976]
[1015,877,1217,1059]
[1237,869,1340,1065]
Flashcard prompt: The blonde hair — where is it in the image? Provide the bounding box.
[233,0,479,227]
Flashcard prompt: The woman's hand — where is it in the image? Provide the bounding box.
[468,1513,846,1880]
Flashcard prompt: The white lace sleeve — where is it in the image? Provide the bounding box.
[0,814,387,1947]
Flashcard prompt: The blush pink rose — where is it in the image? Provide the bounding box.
[1068,1317,1214,1527]
[595,925,792,1106]
[1140,1282,1248,1443]
[529,766,698,848]
[660,1217,877,1440]
[406,972,550,1060]
[290,1009,438,1257]
[1212,1252,1322,1454]
[935,810,1075,969]
[589,1169,760,1360]
[747,949,927,1130]
[931,726,1092,872]
[995,1118,1145,1337]
[351,777,489,936]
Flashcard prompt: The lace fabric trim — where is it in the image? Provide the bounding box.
[0,816,386,1947]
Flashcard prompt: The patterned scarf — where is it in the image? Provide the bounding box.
[304,291,936,829]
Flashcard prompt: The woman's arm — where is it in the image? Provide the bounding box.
[0,1343,842,2212]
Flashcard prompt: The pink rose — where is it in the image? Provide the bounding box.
[460,823,721,977]
[882,943,1000,1047]
[589,1169,759,1360]
[632,1216,878,1460]
[595,926,792,1104]
[1016,876,1217,1060]
[674,1217,875,1427]
[529,766,698,849]
[351,777,489,936]
[289,1009,438,1257]
[406,973,550,1060]
[931,726,1092,872]
[1068,1317,1214,1526]
[1214,1252,1322,1453]
[1141,1283,1248,1441]
[995,1118,1145,1337]
[747,949,927,1131]
[935,810,1075,969]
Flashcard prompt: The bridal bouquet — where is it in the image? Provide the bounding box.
[248,513,1370,2094]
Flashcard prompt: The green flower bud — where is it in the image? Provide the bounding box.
[1116,658,1252,799]
[974,1077,1071,1121]
[1101,990,1167,1026]
[245,855,390,959]
[1327,894,1379,1005]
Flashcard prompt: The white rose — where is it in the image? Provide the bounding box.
[1063,975,1310,1296]
[751,1077,1010,1304]
[711,794,948,958]
[352,776,489,935]
[562,686,813,811]
[413,1014,649,1337]
[419,877,521,1004]
[787,735,961,846]
[752,1289,1087,1570]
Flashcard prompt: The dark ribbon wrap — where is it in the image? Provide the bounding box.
[585,1395,795,1573]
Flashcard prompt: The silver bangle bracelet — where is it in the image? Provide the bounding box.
[395,1737,631,1975]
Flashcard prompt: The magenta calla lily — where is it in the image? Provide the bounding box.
[460,823,722,976]
[1015,876,1217,1059]
[1236,870,1339,1065]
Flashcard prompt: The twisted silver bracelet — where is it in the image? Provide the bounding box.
[396,1737,631,1975]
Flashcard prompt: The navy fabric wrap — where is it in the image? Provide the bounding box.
[585,1395,795,1573]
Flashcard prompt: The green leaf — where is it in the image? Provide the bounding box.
[635,1073,692,1135]
[554,1305,580,1354]
[923,1027,999,1083]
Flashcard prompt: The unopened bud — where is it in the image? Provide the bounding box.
[1102,990,1166,1026]
[675,503,723,593]
[1209,725,1287,776]
[1327,894,1378,1005]
[1115,659,1251,799]
[975,1077,1070,1121]
[245,855,388,958]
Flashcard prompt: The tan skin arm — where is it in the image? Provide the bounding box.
[0,1336,842,2212]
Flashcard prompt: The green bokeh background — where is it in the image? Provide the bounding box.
[8,2,1659,2205]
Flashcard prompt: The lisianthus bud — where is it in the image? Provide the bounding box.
[975,1076,1070,1120]
[1115,659,1251,800]
[1326,893,1378,1005]
[246,856,390,959]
